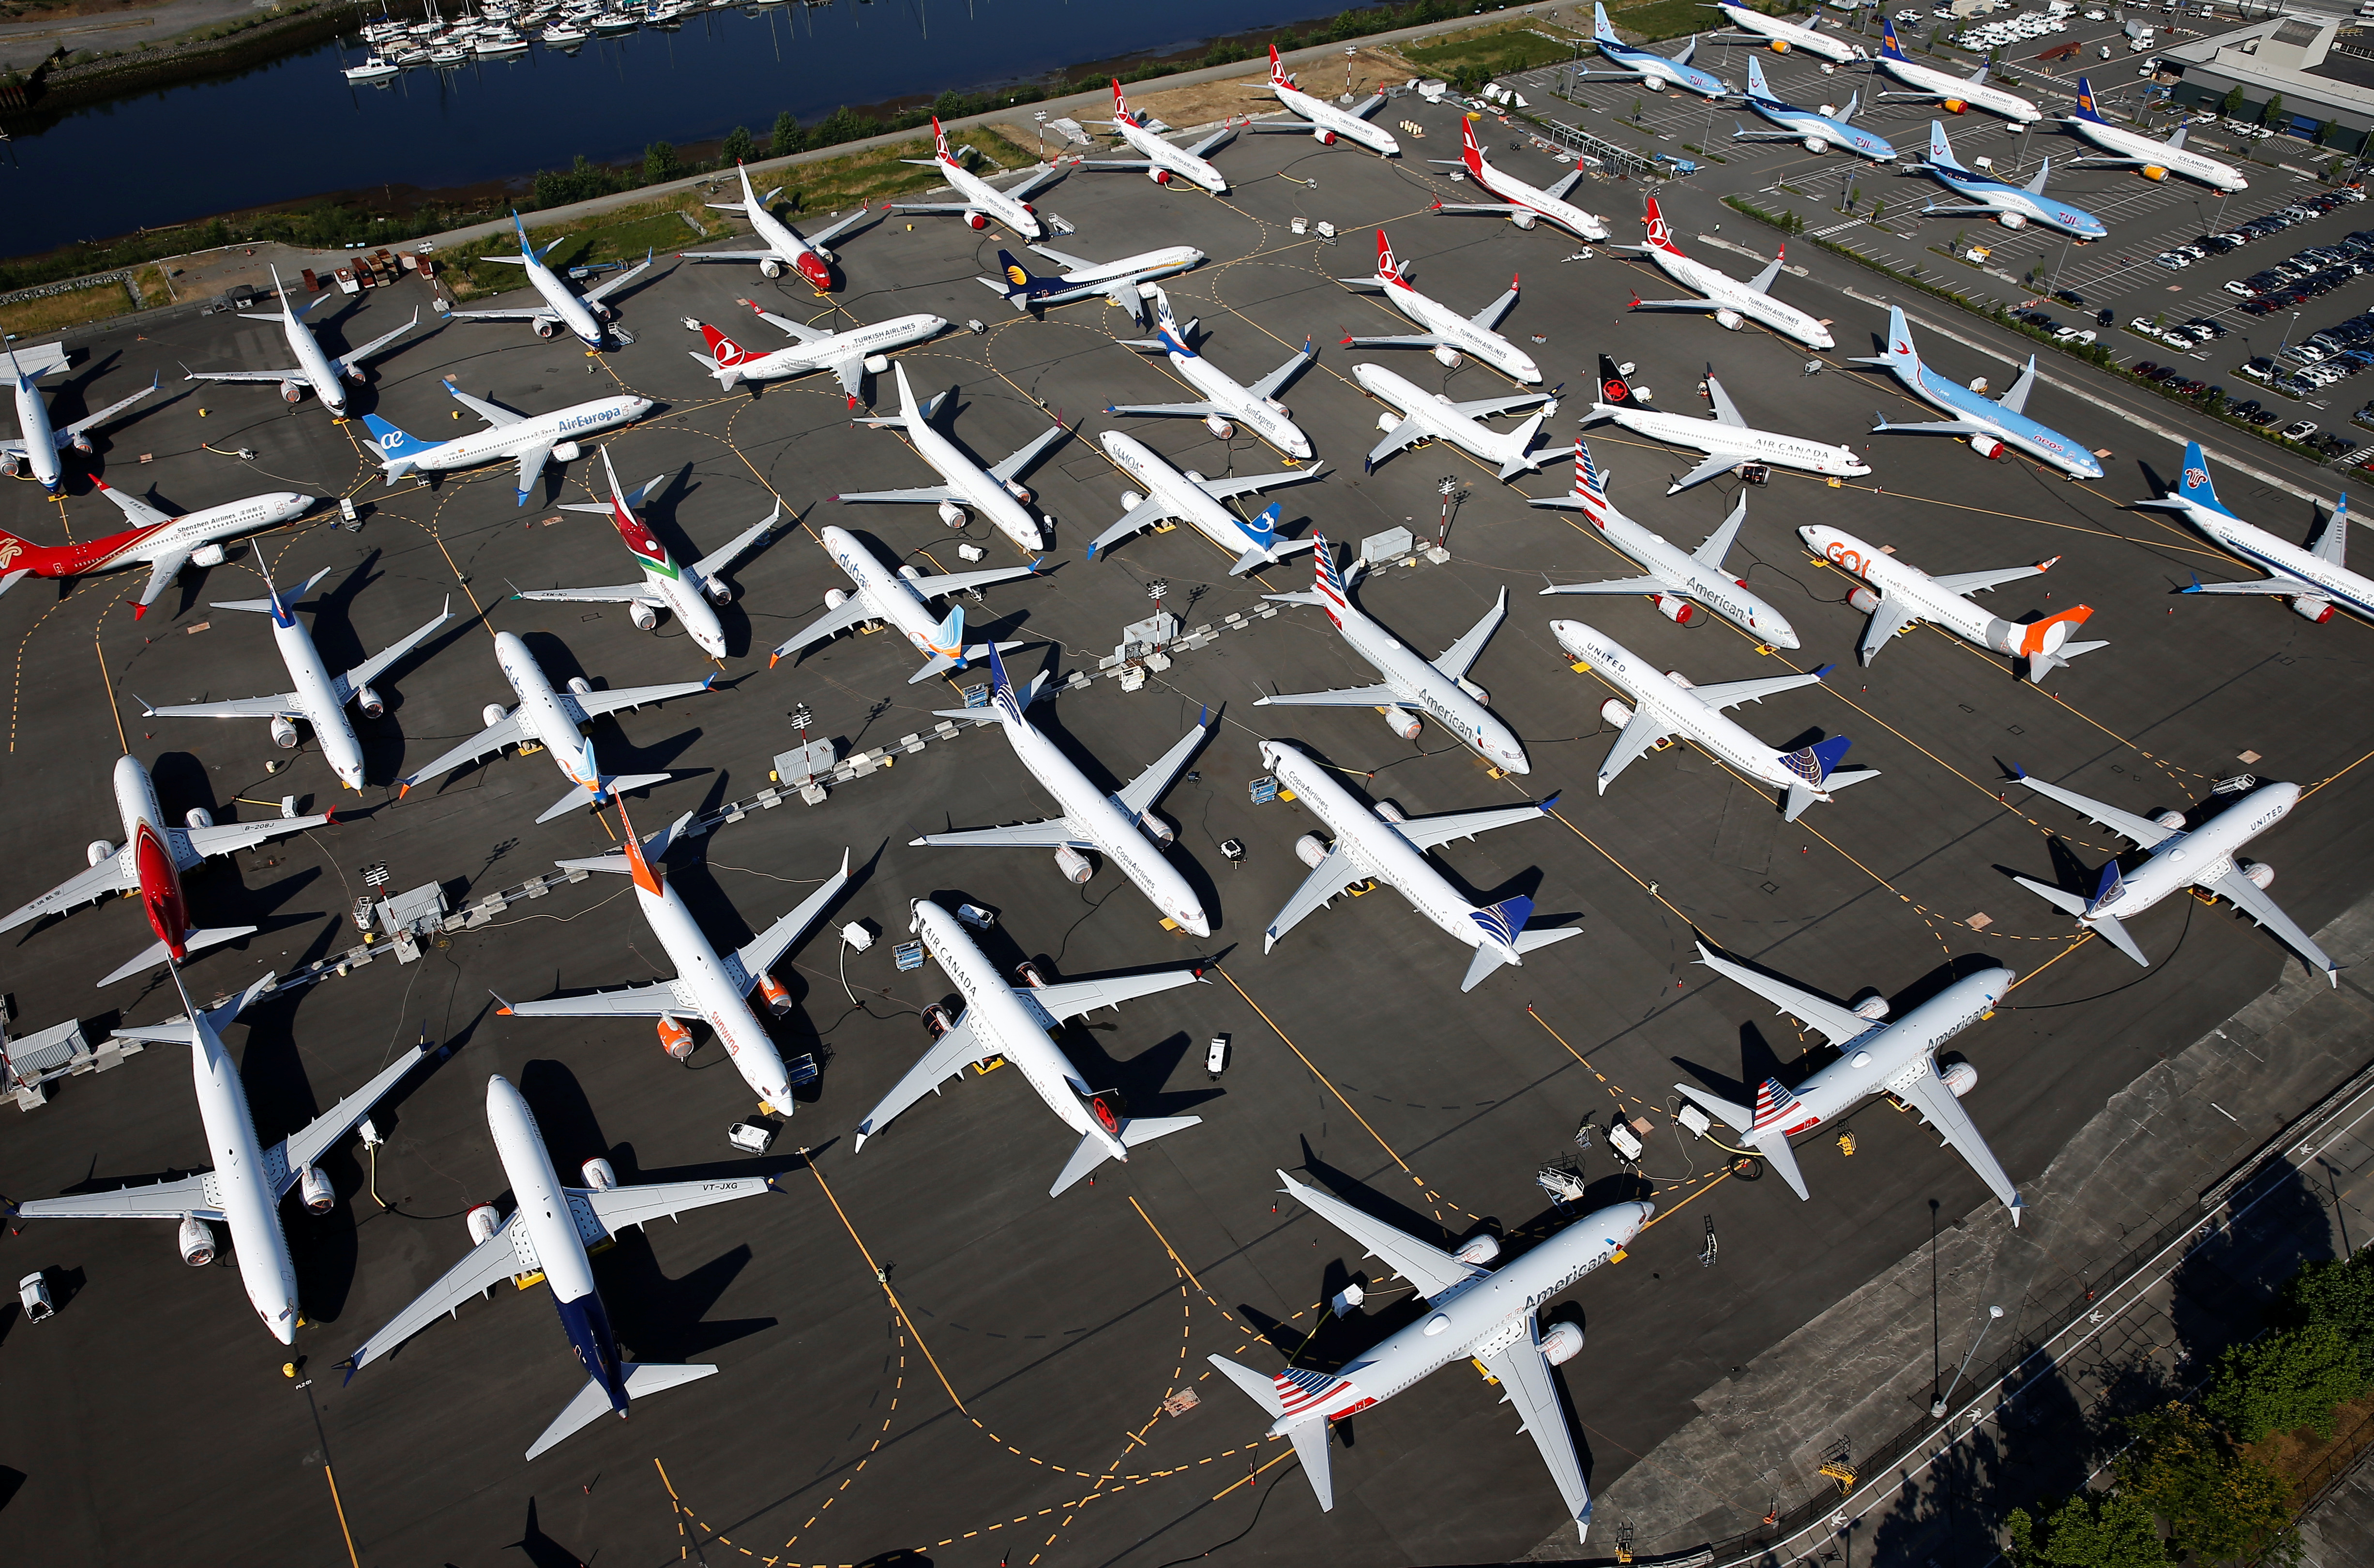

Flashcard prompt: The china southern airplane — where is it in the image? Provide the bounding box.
[1852,306,2103,479]
[1244,45,1400,155]
[181,264,419,418]
[1110,287,1317,458]
[2058,77,2247,192]
[1918,121,2105,240]
[1734,56,1895,161]
[1586,2,1730,97]
[679,160,886,289]
[1429,115,1608,242]
[1708,1,1863,64]
[1587,355,1869,493]
[1339,229,1540,383]
[447,212,652,349]
[1080,79,1237,192]
[2136,444,2374,627]
[1872,18,2039,122]
[1800,523,2102,678]
[1619,196,1833,350]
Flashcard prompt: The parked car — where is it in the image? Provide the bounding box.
[2232,397,2264,419]
[2241,357,2276,380]
[2055,326,2096,344]
[2097,307,2116,326]
[2053,287,2087,307]
[2283,419,2320,441]
[16,1270,53,1325]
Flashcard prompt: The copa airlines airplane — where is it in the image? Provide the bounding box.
[1552,619,1876,819]
[397,632,715,822]
[0,754,334,985]
[341,1073,774,1459]
[1872,18,2039,122]
[2005,768,2336,982]
[1081,79,1237,192]
[982,242,1204,327]
[912,644,1210,934]
[141,565,449,788]
[1800,523,2102,678]
[1620,196,1833,350]
[852,899,1206,1195]
[1734,56,1896,161]
[363,382,653,506]
[2136,443,2374,626]
[1244,45,1399,155]
[1089,430,1325,574]
[1257,739,1575,990]
[2056,78,2246,191]
[1853,306,2104,479]
[835,362,1065,551]
[0,480,316,618]
[10,966,431,1344]
[1587,355,1869,493]
[2,345,155,493]
[1354,361,1567,481]
[1675,943,2023,1218]
[500,803,850,1111]
[1429,115,1608,242]
[680,159,886,288]
[1708,1,1863,63]
[1339,230,1540,383]
[447,212,652,348]
[181,264,418,417]
[517,448,779,660]
[892,116,1068,240]
[1260,539,1528,773]
[1110,287,1317,458]
[1532,440,1800,648]
[1919,122,2105,240]
[769,523,1039,680]
[1586,2,1731,98]
[1210,1174,1650,1533]
[689,299,949,401]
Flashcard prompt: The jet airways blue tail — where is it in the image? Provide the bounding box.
[992,249,1055,308]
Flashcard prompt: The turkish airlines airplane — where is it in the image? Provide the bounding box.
[769,523,1039,681]
[1429,115,1608,242]
[1800,523,2102,679]
[1339,230,1540,383]
[1244,45,1400,156]
[892,117,1068,240]
[0,480,317,618]
[1,344,155,494]
[689,299,948,401]
[680,160,887,288]
[1080,79,1237,192]
[181,264,419,417]
[1619,196,1833,350]
[835,362,1067,551]
[446,211,652,348]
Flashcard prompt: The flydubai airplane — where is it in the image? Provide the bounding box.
[1734,56,1896,161]
[768,523,1040,680]
[181,264,419,418]
[1244,45,1400,156]
[688,299,949,402]
[1354,361,1567,481]
[835,362,1066,552]
[1871,17,2039,123]
[1109,287,1317,458]
[1088,430,1324,574]
[1584,2,1731,98]
[1586,355,1869,492]
[2055,77,2246,191]
[1429,115,1608,242]
[1851,305,2103,479]
[363,381,653,506]
[892,116,1068,240]
[2,344,156,494]
[1707,1,1863,63]
[446,211,652,349]
[0,480,316,618]
[1918,121,2105,240]
[1800,523,2102,678]
[981,242,1204,328]
[1081,79,1237,192]
[1338,230,1540,383]
[1619,196,1832,349]
[679,159,886,288]
[2136,442,2374,626]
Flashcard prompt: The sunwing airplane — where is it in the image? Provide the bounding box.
[1707,1,1863,63]
[0,753,334,986]
[1257,739,1574,990]
[340,1073,773,1459]
[2004,767,2337,982]
[363,382,653,506]
[1080,79,1236,192]
[1852,305,2103,479]
[835,362,1066,552]
[1353,361,1567,481]
[396,632,715,823]
[0,480,316,618]
[2136,442,2374,626]
[1429,115,1609,242]
[982,242,1204,328]
[1800,523,2102,678]
[1587,355,1869,493]
[1339,230,1540,383]
[514,448,779,660]
[181,264,419,417]
[2057,76,2246,191]
[1735,56,1896,160]
[689,299,949,402]
[852,898,1205,1196]
[1532,440,1800,648]
[679,159,886,288]
[140,564,450,789]
[1675,942,2023,1217]
[1918,121,2105,240]
[10,965,431,1344]
[912,643,1211,935]
[447,212,653,348]
[1243,45,1400,156]
[1109,287,1317,458]
[768,523,1039,681]
[499,801,850,1110]
[1585,2,1731,98]
[1552,618,1876,820]
[2,344,156,494]
[1212,1176,1646,1533]
[1872,18,2039,122]
[1619,196,1833,350]
[892,116,1068,240]
[1088,430,1325,574]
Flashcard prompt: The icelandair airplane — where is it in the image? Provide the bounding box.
[1919,121,2105,240]
[1734,56,1895,161]
[2058,76,2246,191]
[1586,2,1730,98]
[1244,45,1399,155]
[1852,305,2103,479]
[1872,17,2039,122]
[1708,1,1863,64]
[1430,115,1608,242]
[1620,195,1834,349]
[2136,442,2374,626]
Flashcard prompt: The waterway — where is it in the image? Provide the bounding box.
[3,0,1326,256]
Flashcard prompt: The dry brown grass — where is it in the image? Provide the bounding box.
[2241,1387,2374,1502]
[0,278,136,336]
[1099,46,1414,137]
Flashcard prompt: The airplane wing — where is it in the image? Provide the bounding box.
[1078,157,1157,172]
[58,376,159,439]
[1434,588,1506,680]
[503,979,699,1020]
[832,354,866,402]
[1695,941,1873,1045]
[14,1172,222,1223]
[1003,164,1068,202]
[446,386,527,427]
[988,425,1069,485]
[768,596,876,661]
[1874,414,1989,436]
[177,812,334,865]
[1930,563,2050,596]
[1265,847,1367,947]
[678,249,783,264]
[887,202,977,218]
[1367,417,1427,471]
[726,849,852,992]
[132,552,190,618]
[1255,682,1401,708]
[1858,598,1916,663]
[1746,252,1787,295]
[856,1017,993,1142]
[691,503,783,582]
[337,601,453,702]
[1195,460,1325,502]
[1668,451,1746,493]
[2182,574,2316,596]
[1702,375,1749,428]
[91,483,175,530]
[806,205,885,248]
[1113,716,1210,817]
[913,817,1091,849]
[1027,965,1202,1023]
[1539,573,1670,596]
[1891,1061,2022,1214]
[578,1174,773,1237]
[908,561,1040,599]
[835,483,963,505]
[1345,332,1448,351]
[513,441,556,501]
[1279,1170,1480,1300]
[336,310,423,374]
[1445,392,1550,420]
[1396,799,1557,852]
[583,252,655,305]
[399,710,530,789]
[274,1037,435,1192]
[1468,281,1521,332]
[2314,504,2351,567]
[1244,114,1321,133]
[1597,710,1677,791]
[0,847,138,934]
[1478,1323,1593,1527]
[1247,342,1316,402]
[1997,357,2039,417]
[1348,92,1387,119]
[1691,494,1750,569]
[2010,769,2177,848]
[513,582,664,607]
[1435,201,1534,219]
[344,1210,538,1372]
[183,366,307,384]
[1916,206,2010,223]
[2203,862,2339,980]
[143,692,301,719]
[1627,295,1722,314]
[444,307,562,327]
[1687,670,1823,711]
[565,674,714,724]
[1105,399,1221,418]
[748,305,832,345]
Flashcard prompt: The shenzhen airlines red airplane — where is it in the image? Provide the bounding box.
[0,481,317,618]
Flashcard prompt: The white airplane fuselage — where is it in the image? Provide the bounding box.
[1271,79,1400,156]
[1097,432,1302,565]
[2091,781,2300,926]
[1715,2,1861,62]
[274,297,353,415]
[10,374,64,492]
[2163,497,2374,624]
[1800,524,2049,656]
[493,631,612,791]
[1546,478,1799,647]
[1115,119,1228,192]
[1877,52,2038,122]
[1734,969,2008,1137]
[1589,401,1867,480]
[1552,619,1822,800]
[1377,276,1540,383]
[83,488,319,580]
[627,860,799,1109]
[1023,246,1205,309]
[939,152,1044,240]
[1352,362,1549,477]
[818,525,970,656]
[190,1008,305,1345]
[2062,116,2246,191]
[1637,242,1833,349]
[1164,348,1314,457]
[712,314,948,388]
[483,1073,632,1419]
[397,395,650,480]
[884,385,1045,551]
[267,603,368,788]
[1461,152,1609,242]
[520,250,609,348]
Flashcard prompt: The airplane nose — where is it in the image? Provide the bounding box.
[1500,754,1531,775]
[1182,914,1211,938]
[270,1314,296,1347]
[1771,627,1802,650]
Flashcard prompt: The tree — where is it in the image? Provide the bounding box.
[2265,91,2285,131]
[2004,1491,2169,1568]
[643,140,681,185]
[2224,84,2245,119]
[811,106,875,148]
[771,110,805,158]
[2316,120,2337,149]
[2277,1246,2374,1359]
[2207,1322,2370,1442]
[1873,199,1886,223]
[720,125,755,167]
[2119,1404,2298,1562]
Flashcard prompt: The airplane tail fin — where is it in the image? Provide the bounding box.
[1779,736,1855,821]
[982,636,1017,709]
[98,925,258,989]
[1268,43,1292,86]
[1374,228,1404,285]
[1595,354,1645,408]
[1880,15,1910,60]
[929,602,966,660]
[527,1363,717,1462]
[1310,532,1349,626]
[1497,411,1551,480]
[1460,113,1486,176]
[1927,120,1963,171]
[1572,439,1609,510]
[2071,76,2109,123]
[1240,501,1282,549]
[1641,195,1682,255]
[2085,857,2125,916]
[994,248,1045,305]
[362,413,433,478]
[1461,894,1534,991]
[1746,54,1770,100]
[1111,76,1133,125]
[700,324,756,387]
[1850,306,1921,375]
[1593,1,1618,44]
[1149,288,1196,356]
[2176,441,2223,512]
[932,114,953,161]
[2016,605,2101,678]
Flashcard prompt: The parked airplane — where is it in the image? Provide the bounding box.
[340,1073,774,1458]
[1551,619,1876,819]
[1852,306,2103,479]
[0,753,334,985]
[852,899,1205,1195]
[1918,121,2105,240]
[679,159,886,288]
[140,565,450,789]
[0,480,317,618]
[1800,523,2102,678]
[834,363,1065,551]
[1244,45,1400,155]
[1618,196,1833,350]
[1585,2,1731,98]
[1110,287,1317,458]
[2,345,156,493]
[1210,1174,1649,1531]
[181,265,419,417]
[514,449,779,660]
[1338,230,1540,383]
[1354,361,1567,480]
[1429,115,1608,241]
[446,212,653,348]
[688,299,949,402]
[9,965,431,1343]
[363,382,653,506]
[1587,355,1869,492]
[1532,441,1799,648]
[2004,767,2336,981]
[396,632,715,822]
[1088,430,1325,573]
[1708,1,1863,63]
[2135,443,2374,626]
[1872,18,2039,122]
[1675,942,2023,1217]
[1734,56,1896,160]
[2058,77,2246,191]
[769,523,1039,681]
[892,116,1068,240]
[983,242,1204,327]
[1080,79,1236,192]
[1256,739,1574,989]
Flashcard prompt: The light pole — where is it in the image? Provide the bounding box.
[1436,476,1467,552]
[1345,46,1356,100]
[1033,110,1048,159]
[1148,578,1170,645]
[1932,1303,2005,1418]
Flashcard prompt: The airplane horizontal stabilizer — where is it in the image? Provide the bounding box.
[1515,926,1584,956]
[1461,940,1514,993]
[537,773,669,826]
[1051,1129,1117,1196]
[2011,874,2089,918]
[526,1363,717,1461]
[1206,1354,1288,1417]
[2087,911,2150,967]
[1289,1418,1337,1511]
[912,639,1025,685]
[1781,782,1820,824]
[1752,1127,1810,1200]
[1120,1114,1201,1148]
[98,925,258,988]
[1673,1082,1753,1136]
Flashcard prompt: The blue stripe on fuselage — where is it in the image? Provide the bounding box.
[555,1290,630,1415]
[2220,535,2374,620]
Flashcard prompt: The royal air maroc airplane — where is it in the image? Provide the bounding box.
[1708,1,1864,64]
[679,159,887,288]
[1871,17,2039,122]
[1088,430,1325,573]
[892,117,1069,240]
[1353,362,1567,481]
[1587,355,1869,492]
[981,242,1204,328]
[1109,287,1318,458]
[1619,196,1833,349]
[2,343,156,494]
[0,480,317,618]
[2136,442,2374,626]
[1429,115,1609,242]
[181,264,420,417]
[768,523,1040,681]
[1852,306,2103,479]
[1585,2,1732,98]
[1080,79,1238,192]
[363,382,653,506]
[1339,230,1541,383]
[1800,523,2102,678]
[2057,77,2247,191]
[1733,55,1896,161]
[1917,121,2105,240]
[1243,45,1400,156]
[835,362,1066,551]
[688,299,949,403]
[446,211,653,349]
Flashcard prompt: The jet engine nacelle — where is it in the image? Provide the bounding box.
[1456,676,1489,706]
[863,354,890,374]
[2242,859,2275,890]
[87,839,115,868]
[1652,593,1694,625]
[1379,703,1422,740]
[269,715,300,750]
[279,379,305,405]
[1714,307,1744,331]
[1265,396,1291,415]
[465,1203,501,1245]
[2140,165,2169,182]
[568,676,594,696]
[1665,670,1695,689]
[1431,343,1465,369]
[1851,993,1890,1020]
[759,257,785,278]
[629,600,659,632]
[1996,211,2027,231]
[178,1215,218,1266]
[1804,136,1830,156]
[1375,800,1407,823]
[1138,810,1175,847]
[657,1016,695,1060]
[191,542,229,569]
[1454,1232,1501,1266]
[1001,479,1034,505]
[298,1164,334,1213]
[1150,167,1172,185]
[897,563,924,582]
[551,440,581,463]
[1510,209,1538,230]
[2292,595,2336,624]
[580,1157,618,1191]
[357,684,385,719]
[1601,698,1634,728]
[1294,832,1331,869]
[1969,434,2005,460]
[1204,413,1236,440]
[482,702,511,728]
[185,806,214,829]
[824,587,849,611]
[345,363,370,385]
[1942,97,1968,113]
[1054,844,1094,884]
[1119,489,1145,510]
[1940,1060,1978,1099]
[922,1002,955,1039]
[1316,127,1337,145]
[703,575,733,605]
[533,317,559,338]
[757,970,793,1016]
[926,497,968,529]
[2153,810,2187,830]
[967,212,990,230]
[1541,1320,1585,1365]
[1376,411,1403,434]
[68,432,93,455]
[1015,960,1048,990]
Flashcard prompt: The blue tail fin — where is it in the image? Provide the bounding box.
[1242,502,1280,546]
[1783,735,1855,785]
[1880,15,1909,60]
[2071,77,2108,123]
[983,637,1015,707]
[1746,55,1771,101]
[1927,120,1961,172]
[1593,1,1618,43]
[2177,442,2226,513]
[2087,858,2125,914]
[932,602,965,659]
[1470,893,1534,950]
[996,249,1044,301]
[362,414,434,460]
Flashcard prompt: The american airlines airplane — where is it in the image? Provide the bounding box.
[1675,942,2023,1218]
[1734,56,1896,161]
[446,212,653,348]
[1587,355,1869,493]
[912,644,1211,934]
[1244,45,1400,156]
[852,899,1205,1195]
[1081,79,1237,192]
[1257,739,1576,991]
[0,480,317,618]
[1354,362,1567,481]
[10,965,431,1344]
[1852,306,2103,479]
[769,523,1039,680]
[1872,18,2038,122]
[835,362,1066,551]
[341,1073,774,1459]
[892,116,1068,240]
[1552,619,1877,819]
[363,382,653,506]
[1619,196,1833,349]
[2136,443,2374,626]
[1089,430,1325,574]
[2005,767,2336,982]
[140,565,450,788]
[1585,2,1731,98]
[1708,1,1863,64]
[1918,122,2105,240]
[1110,287,1317,458]
[680,160,886,288]
[982,242,1204,327]
[1532,440,1800,648]
[1429,115,1608,242]
[1801,523,2102,678]
[689,299,949,402]
[181,264,419,417]
[2056,78,2246,192]
[1209,1173,1650,1533]
[2,344,155,494]
[1339,231,1538,383]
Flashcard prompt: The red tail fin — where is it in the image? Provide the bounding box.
[1375,228,1400,284]
[1643,196,1679,254]
[932,115,952,160]
[1112,77,1129,123]
[701,324,751,366]
[1461,114,1485,174]
[1269,43,1290,85]
[0,530,57,575]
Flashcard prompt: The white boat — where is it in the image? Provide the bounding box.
[541,21,589,42]
[428,43,469,62]
[476,30,530,52]
[343,53,401,81]
[393,46,433,63]
[589,10,639,31]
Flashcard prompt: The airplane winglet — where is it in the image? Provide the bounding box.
[1810,663,1835,679]
[701,672,718,690]
[491,990,514,1015]
[1539,790,1562,812]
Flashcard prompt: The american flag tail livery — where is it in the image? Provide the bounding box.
[1750,1075,1803,1132]
[1273,1367,1352,1416]
[1571,440,1608,516]
[1310,533,1348,627]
